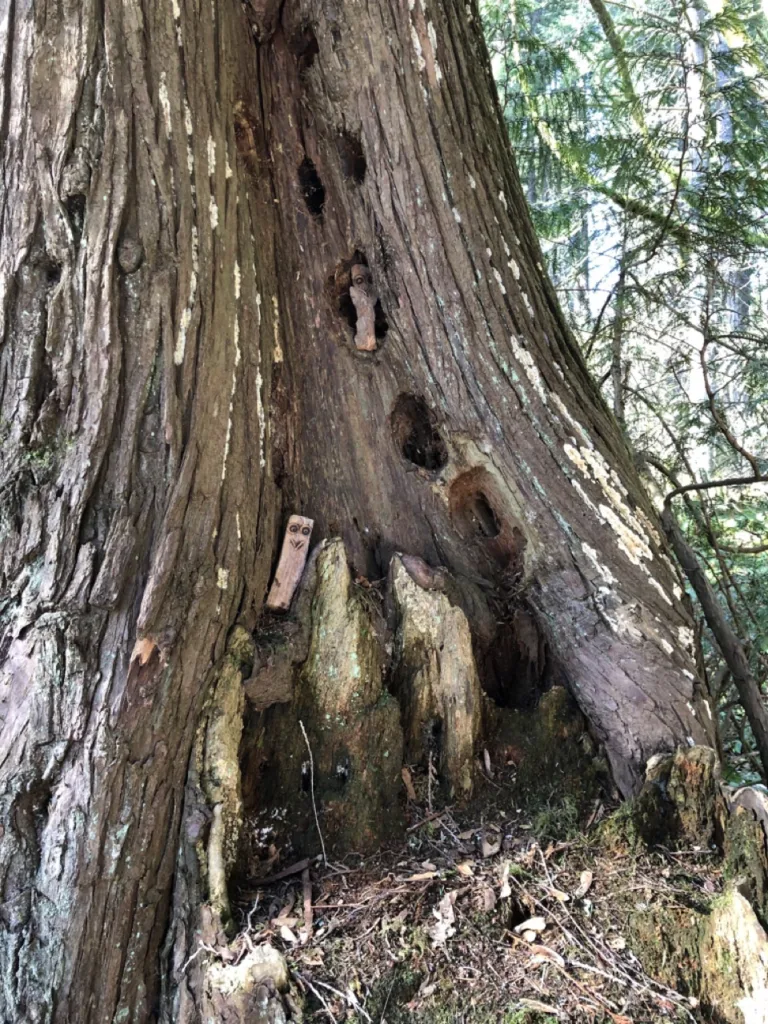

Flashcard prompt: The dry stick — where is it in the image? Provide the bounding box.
[301,866,313,943]
[297,971,339,1024]
[661,505,768,781]
[240,858,311,893]
[510,866,692,1018]
[299,719,328,866]
[302,974,373,1024]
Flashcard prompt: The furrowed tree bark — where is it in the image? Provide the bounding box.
[0,0,715,1021]
[0,2,281,1020]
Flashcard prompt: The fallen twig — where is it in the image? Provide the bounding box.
[300,719,328,866]
[407,807,453,832]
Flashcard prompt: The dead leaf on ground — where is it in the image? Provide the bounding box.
[401,766,417,801]
[476,884,497,913]
[607,934,627,951]
[279,924,298,944]
[499,861,512,899]
[480,833,502,858]
[456,861,475,877]
[529,944,566,968]
[403,871,438,882]
[519,997,561,1014]
[573,869,594,898]
[428,891,457,946]
[548,886,570,903]
[514,916,547,936]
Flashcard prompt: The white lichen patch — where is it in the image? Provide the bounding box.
[174,224,199,365]
[234,261,241,300]
[648,577,673,606]
[498,190,508,210]
[453,207,462,224]
[678,626,695,651]
[571,477,598,514]
[207,135,216,174]
[552,393,592,447]
[468,174,476,189]
[221,316,242,481]
[510,335,547,404]
[158,73,172,138]
[411,22,426,71]
[521,291,535,318]
[183,100,193,141]
[205,945,289,999]
[598,502,652,566]
[508,258,520,280]
[272,295,283,362]
[209,196,219,231]
[492,267,506,295]
[565,438,659,571]
[582,542,617,585]
[171,0,183,46]
[216,567,229,591]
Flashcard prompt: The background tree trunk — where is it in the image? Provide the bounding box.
[0,0,715,1021]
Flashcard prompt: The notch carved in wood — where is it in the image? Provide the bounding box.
[266,515,314,612]
[349,263,377,352]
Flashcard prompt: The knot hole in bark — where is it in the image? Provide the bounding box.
[332,253,389,351]
[288,23,319,73]
[449,468,527,587]
[337,131,366,184]
[298,157,325,218]
[390,394,448,471]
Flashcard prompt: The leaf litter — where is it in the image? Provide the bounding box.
[230,782,722,1022]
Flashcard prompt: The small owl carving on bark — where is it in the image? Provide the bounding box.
[266,515,314,611]
[349,263,378,352]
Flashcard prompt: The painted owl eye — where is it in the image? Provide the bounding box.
[353,275,366,286]
[301,526,311,536]
[289,523,299,533]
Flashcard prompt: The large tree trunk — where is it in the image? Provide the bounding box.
[0,1,714,1021]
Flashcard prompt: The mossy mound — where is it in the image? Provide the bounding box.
[491,686,609,830]
[632,746,725,849]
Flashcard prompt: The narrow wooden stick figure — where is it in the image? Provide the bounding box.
[266,515,314,611]
[349,263,377,352]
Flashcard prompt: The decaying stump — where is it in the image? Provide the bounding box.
[633,745,725,848]
[624,747,768,1022]
[390,554,484,796]
[240,539,607,870]
[240,540,404,863]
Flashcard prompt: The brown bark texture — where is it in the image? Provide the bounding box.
[0,0,714,1021]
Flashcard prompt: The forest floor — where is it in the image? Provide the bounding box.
[230,764,723,1023]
